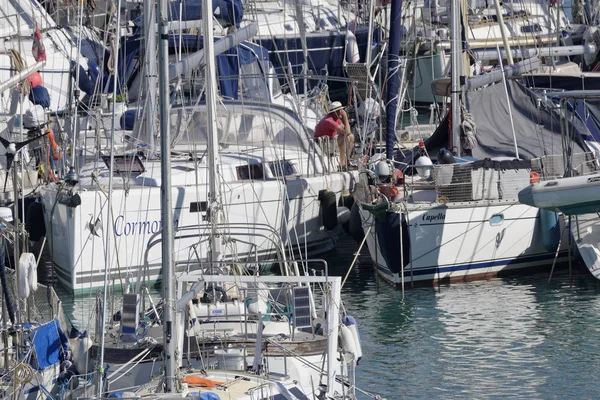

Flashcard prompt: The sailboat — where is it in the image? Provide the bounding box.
[353,0,594,287]
[0,76,95,400]
[395,0,595,104]
[518,90,600,280]
[80,0,362,397]
[37,9,359,294]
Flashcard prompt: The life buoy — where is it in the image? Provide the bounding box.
[530,171,540,184]
[18,253,34,299]
[345,31,360,63]
[319,189,338,231]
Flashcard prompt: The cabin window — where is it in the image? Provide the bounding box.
[173,166,195,172]
[237,164,264,180]
[102,154,145,175]
[190,201,207,213]
[266,61,281,97]
[489,214,504,226]
[521,24,541,33]
[240,61,269,102]
[269,161,296,177]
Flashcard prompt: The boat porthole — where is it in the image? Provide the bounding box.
[489,214,504,226]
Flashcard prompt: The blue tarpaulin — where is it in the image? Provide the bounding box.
[29,86,50,108]
[31,319,68,370]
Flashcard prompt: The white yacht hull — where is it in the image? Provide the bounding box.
[571,213,600,279]
[360,202,568,287]
[41,172,355,294]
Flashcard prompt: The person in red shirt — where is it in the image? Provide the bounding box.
[314,101,355,168]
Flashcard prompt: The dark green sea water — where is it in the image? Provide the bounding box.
[56,234,600,400]
[326,237,600,399]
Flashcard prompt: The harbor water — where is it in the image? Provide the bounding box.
[56,235,600,399]
[327,237,600,399]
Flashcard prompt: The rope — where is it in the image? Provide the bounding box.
[9,50,30,96]
[461,104,478,150]
[341,226,371,288]
[14,363,34,384]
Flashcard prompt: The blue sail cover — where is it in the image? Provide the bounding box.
[385,0,403,159]
[217,41,270,99]
[120,39,270,129]
[31,319,68,370]
[165,37,268,99]
[72,35,141,97]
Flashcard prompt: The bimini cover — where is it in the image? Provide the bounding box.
[397,80,590,166]
[31,319,68,370]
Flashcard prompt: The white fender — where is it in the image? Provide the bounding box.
[27,254,38,292]
[188,300,197,326]
[345,31,360,63]
[415,156,433,179]
[18,253,32,299]
[246,296,269,316]
[75,336,93,374]
[347,324,363,360]
[340,324,358,361]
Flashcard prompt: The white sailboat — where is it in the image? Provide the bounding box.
[354,0,581,287]
[73,0,362,397]
[518,90,600,280]
[395,0,593,104]
[37,9,358,294]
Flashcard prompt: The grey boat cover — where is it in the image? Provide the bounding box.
[397,79,589,167]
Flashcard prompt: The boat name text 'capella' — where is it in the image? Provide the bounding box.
[422,212,446,222]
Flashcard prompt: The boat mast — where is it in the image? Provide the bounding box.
[144,0,157,154]
[203,0,223,262]
[384,0,402,160]
[157,0,177,391]
[450,0,463,156]
[492,0,514,65]
[97,0,123,395]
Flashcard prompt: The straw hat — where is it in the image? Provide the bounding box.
[328,101,344,113]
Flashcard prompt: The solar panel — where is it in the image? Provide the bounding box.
[292,287,312,329]
[121,294,140,336]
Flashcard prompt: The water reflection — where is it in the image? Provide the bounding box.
[325,238,600,400]
[49,237,600,400]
